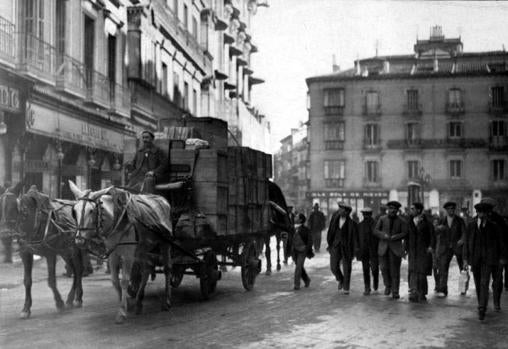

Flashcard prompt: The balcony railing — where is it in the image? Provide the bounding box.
[17,32,57,84]
[362,104,382,116]
[109,81,131,118]
[324,178,344,188]
[363,142,382,151]
[402,104,423,116]
[323,105,344,116]
[489,136,508,149]
[324,140,344,150]
[445,102,465,116]
[387,138,487,149]
[0,15,15,66]
[488,102,508,115]
[56,54,87,97]
[84,68,110,109]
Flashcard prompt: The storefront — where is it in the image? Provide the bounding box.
[307,190,389,221]
[13,100,130,198]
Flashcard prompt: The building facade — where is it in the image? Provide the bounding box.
[273,122,310,214]
[306,27,508,217]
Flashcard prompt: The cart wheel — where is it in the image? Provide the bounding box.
[200,251,218,300]
[170,269,184,288]
[241,241,261,291]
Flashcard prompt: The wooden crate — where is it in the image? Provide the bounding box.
[193,149,228,184]
[256,151,265,179]
[206,214,228,236]
[193,181,228,215]
[227,205,249,236]
[257,179,268,204]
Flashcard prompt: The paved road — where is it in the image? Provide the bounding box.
[1,240,507,349]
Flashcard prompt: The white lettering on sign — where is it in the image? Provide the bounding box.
[0,85,20,112]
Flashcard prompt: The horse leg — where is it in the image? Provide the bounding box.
[20,250,33,319]
[62,254,76,308]
[161,245,172,311]
[276,235,282,271]
[264,235,272,275]
[73,248,84,308]
[46,253,65,312]
[116,252,133,324]
[134,260,150,315]
[109,253,122,301]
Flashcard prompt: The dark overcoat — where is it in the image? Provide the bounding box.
[374,215,408,257]
[308,210,326,233]
[407,215,436,275]
[326,212,358,260]
[127,146,168,187]
[464,217,507,266]
[435,215,466,256]
[356,216,378,260]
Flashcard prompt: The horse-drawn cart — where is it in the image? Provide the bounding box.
[126,118,273,298]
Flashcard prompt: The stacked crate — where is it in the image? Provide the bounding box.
[227,147,272,236]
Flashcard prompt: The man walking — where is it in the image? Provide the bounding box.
[327,202,358,294]
[308,203,326,253]
[407,202,435,303]
[464,202,507,321]
[356,207,379,295]
[374,201,408,299]
[435,201,466,297]
[292,213,313,290]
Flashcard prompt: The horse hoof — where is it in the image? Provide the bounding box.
[74,300,83,308]
[265,270,272,276]
[66,301,74,309]
[19,311,31,319]
[276,264,281,271]
[115,314,127,324]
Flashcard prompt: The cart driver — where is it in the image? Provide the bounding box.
[125,130,168,193]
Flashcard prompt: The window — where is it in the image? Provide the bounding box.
[448,122,462,138]
[184,4,188,30]
[406,123,419,144]
[491,86,505,107]
[173,72,181,106]
[84,15,95,87]
[324,160,345,187]
[407,89,419,110]
[324,122,345,149]
[323,88,344,114]
[173,0,178,15]
[192,17,198,40]
[184,81,189,110]
[448,88,462,106]
[364,124,379,146]
[407,161,420,179]
[365,161,379,183]
[56,0,66,65]
[161,63,168,96]
[450,160,462,179]
[365,91,380,114]
[492,160,505,181]
[491,120,506,137]
[192,88,197,114]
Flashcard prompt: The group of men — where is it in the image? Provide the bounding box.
[324,198,508,321]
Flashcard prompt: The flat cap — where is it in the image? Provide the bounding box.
[474,202,494,212]
[141,130,155,138]
[387,201,401,209]
[443,201,457,209]
[480,197,498,208]
[338,201,352,211]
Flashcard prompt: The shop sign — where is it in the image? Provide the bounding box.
[306,191,389,199]
[27,103,126,153]
[13,160,50,172]
[0,85,20,112]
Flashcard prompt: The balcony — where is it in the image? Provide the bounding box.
[0,15,15,67]
[362,104,382,116]
[363,143,382,151]
[109,81,131,118]
[488,102,508,115]
[84,69,110,109]
[56,55,87,98]
[363,178,382,188]
[402,104,423,117]
[323,105,344,116]
[445,102,465,116]
[324,178,344,188]
[386,138,487,149]
[324,140,344,150]
[17,33,57,84]
[489,136,508,150]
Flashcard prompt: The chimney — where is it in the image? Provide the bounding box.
[383,60,390,74]
[332,54,340,73]
[355,60,361,75]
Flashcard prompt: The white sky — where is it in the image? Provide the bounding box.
[250,0,508,152]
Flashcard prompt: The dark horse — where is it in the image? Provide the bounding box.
[264,181,294,275]
[16,190,84,319]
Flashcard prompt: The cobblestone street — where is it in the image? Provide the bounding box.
[1,237,507,349]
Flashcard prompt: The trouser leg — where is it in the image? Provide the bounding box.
[312,230,322,252]
[343,257,352,291]
[361,258,371,291]
[492,264,502,309]
[329,247,344,283]
[438,250,453,294]
[455,252,464,271]
[478,264,492,314]
[379,253,392,290]
[293,252,305,288]
[371,254,379,290]
[389,250,402,296]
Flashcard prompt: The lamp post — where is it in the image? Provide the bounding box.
[56,140,64,198]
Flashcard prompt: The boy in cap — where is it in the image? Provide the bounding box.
[374,200,408,299]
[125,130,168,193]
[435,201,466,297]
[291,213,313,290]
[464,202,507,320]
[327,201,358,294]
[356,207,379,295]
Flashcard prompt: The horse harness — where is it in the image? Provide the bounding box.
[76,192,138,259]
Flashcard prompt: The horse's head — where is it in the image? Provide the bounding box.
[17,191,51,240]
[68,180,112,247]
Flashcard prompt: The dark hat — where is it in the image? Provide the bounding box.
[141,130,155,139]
[338,201,352,211]
[474,202,494,212]
[412,202,424,211]
[296,213,306,224]
[387,201,401,209]
[480,197,497,208]
[443,201,457,209]
[361,207,373,213]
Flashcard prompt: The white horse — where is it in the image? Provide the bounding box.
[68,181,173,324]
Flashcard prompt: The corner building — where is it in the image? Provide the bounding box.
[306,27,508,217]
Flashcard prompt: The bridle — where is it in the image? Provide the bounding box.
[75,192,137,259]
